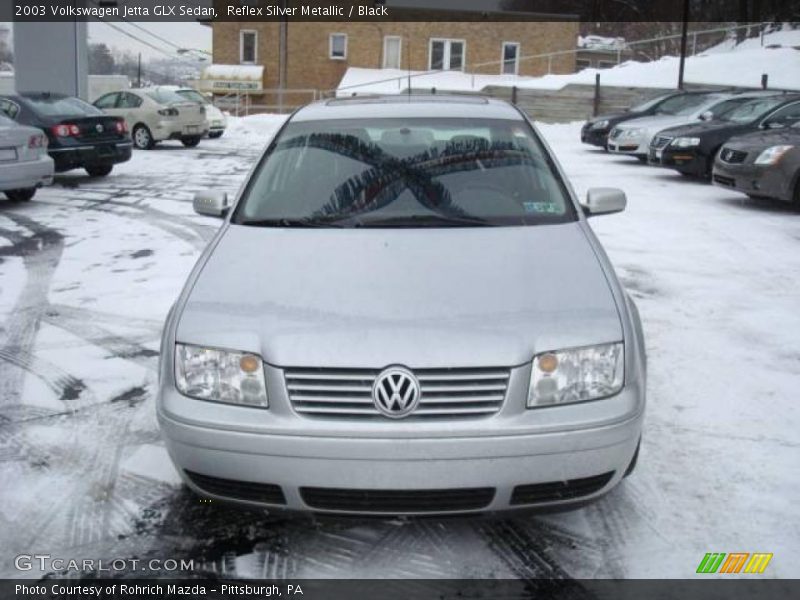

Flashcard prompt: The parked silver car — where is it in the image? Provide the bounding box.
[0,112,53,202]
[158,96,647,515]
[608,91,775,161]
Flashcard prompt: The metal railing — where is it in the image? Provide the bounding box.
[213,88,321,115]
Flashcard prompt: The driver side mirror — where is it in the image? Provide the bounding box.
[193,190,229,217]
[699,111,714,122]
[581,188,627,217]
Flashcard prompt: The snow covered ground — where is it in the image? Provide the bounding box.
[0,114,798,579]
[337,27,800,94]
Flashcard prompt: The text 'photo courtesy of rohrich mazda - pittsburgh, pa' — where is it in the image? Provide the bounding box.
[1,2,799,598]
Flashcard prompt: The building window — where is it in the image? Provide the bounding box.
[383,36,402,69]
[429,39,465,71]
[240,30,257,64]
[501,42,520,75]
[330,33,347,60]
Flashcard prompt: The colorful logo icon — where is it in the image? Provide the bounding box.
[696,552,773,574]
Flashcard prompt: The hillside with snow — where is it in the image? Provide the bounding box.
[337,26,800,96]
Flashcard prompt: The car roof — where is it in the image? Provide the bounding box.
[293,95,524,121]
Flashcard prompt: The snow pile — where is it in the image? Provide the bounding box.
[200,64,264,82]
[578,35,627,50]
[337,27,800,95]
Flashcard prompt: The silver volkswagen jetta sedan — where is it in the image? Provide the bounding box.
[158,95,646,516]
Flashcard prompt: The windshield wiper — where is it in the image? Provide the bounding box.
[354,214,493,228]
[238,217,347,228]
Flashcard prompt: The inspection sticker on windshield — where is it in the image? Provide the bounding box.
[524,201,559,214]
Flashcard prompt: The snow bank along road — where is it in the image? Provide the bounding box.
[0,116,798,579]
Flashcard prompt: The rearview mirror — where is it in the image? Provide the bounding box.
[699,111,714,122]
[581,188,627,217]
[193,190,229,217]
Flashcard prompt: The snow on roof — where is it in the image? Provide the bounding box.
[200,64,264,82]
[578,35,628,51]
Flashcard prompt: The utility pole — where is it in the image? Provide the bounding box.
[137,52,141,88]
[677,0,690,89]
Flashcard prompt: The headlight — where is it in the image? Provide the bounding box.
[591,119,609,130]
[527,343,624,408]
[754,145,794,165]
[175,343,268,407]
[621,128,643,138]
[670,137,700,148]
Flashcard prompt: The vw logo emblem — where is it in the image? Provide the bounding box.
[372,367,421,419]
[96,124,104,133]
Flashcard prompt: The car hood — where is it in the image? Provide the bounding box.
[617,114,699,132]
[176,222,623,368]
[722,127,800,151]
[659,119,746,138]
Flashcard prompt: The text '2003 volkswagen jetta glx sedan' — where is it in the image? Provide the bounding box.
[158,96,646,516]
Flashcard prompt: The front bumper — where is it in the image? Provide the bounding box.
[608,138,648,157]
[712,160,794,203]
[49,141,132,172]
[581,127,610,148]
[157,372,644,515]
[0,154,54,191]
[659,147,707,177]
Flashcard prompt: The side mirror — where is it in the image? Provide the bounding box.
[762,120,783,130]
[193,190,229,217]
[581,188,627,217]
[699,111,714,122]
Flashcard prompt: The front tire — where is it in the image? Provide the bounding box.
[85,164,113,177]
[5,188,36,202]
[133,124,155,150]
[181,136,201,147]
[208,131,224,139]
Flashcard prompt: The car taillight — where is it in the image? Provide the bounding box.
[158,108,179,117]
[51,124,80,137]
[28,134,46,148]
[115,120,128,134]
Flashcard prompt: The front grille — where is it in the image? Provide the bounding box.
[510,472,614,505]
[713,174,736,187]
[719,148,748,164]
[651,135,673,150]
[185,470,286,505]
[285,367,509,419]
[300,486,496,513]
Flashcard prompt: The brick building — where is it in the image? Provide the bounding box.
[209,2,578,108]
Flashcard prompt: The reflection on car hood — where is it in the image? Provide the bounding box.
[723,127,800,150]
[617,114,699,132]
[176,223,622,368]
[658,120,746,138]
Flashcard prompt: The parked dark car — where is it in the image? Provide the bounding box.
[581,91,714,149]
[649,94,800,179]
[0,92,132,177]
[712,121,800,205]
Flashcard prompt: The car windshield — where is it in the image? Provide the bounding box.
[176,89,209,104]
[721,97,788,123]
[145,89,189,105]
[25,95,102,117]
[630,93,674,112]
[653,94,711,116]
[233,118,576,228]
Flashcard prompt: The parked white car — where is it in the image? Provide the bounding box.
[0,112,53,202]
[93,87,208,150]
[171,87,228,138]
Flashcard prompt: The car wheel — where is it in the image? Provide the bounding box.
[636,156,648,164]
[5,188,37,202]
[793,178,800,208]
[208,131,224,139]
[181,136,201,147]
[133,124,155,150]
[85,164,113,177]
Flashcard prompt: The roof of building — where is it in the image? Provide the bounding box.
[293,94,524,121]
